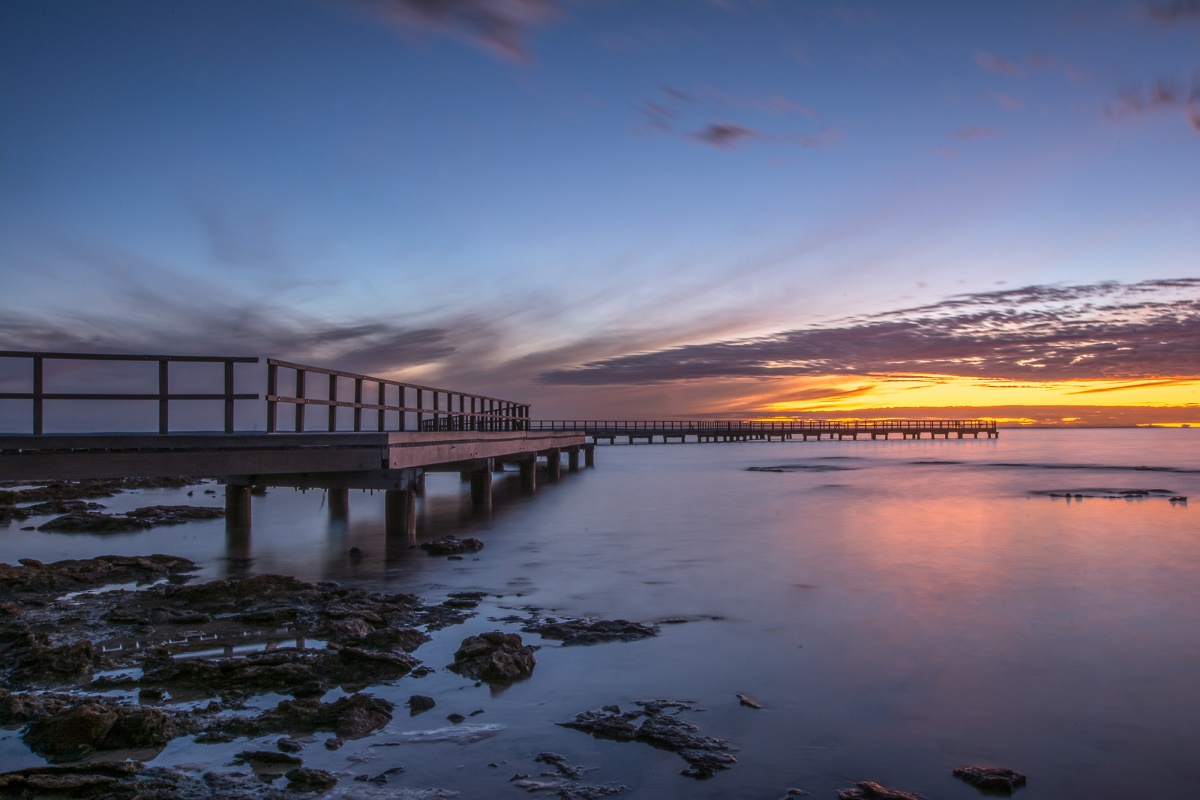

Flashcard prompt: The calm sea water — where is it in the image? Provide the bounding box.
[2,428,1198,798]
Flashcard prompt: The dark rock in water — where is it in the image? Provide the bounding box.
[285,767,338,792]
[535,751,583,779]
[125,504,225,524]
[37,511,151,533]
[561,700,736,779]
[0,554,194,600]
[408,694,436,714]
[449,631,536,683]
[0,761,143,796]
[277,735,307,753]
[953,765,1027,793]
[1170,496,1188,502]
[25,499,106,516]
[325,736,344,750]
[736,693,763,709]
[211,693,394,740]
[523,616,659,646]
[234,749,303,766]
[837,781,920,800]
[362,626,430,653]
[23,699,193,762]
[348,546,365,560]
[1,629,97,686]
[447,713,466,723]
[420,536,484,556]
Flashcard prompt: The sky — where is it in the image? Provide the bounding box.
[1,0,1198,426]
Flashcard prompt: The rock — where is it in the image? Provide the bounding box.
[0,554,194,601]
[285,767,338,791]
[349,547,365,560]
[125,504,225,524]
[277,736,307,753]
[447,713,466,723]
[325,736,344,750]
[234,749,303,765]
[522,616,659,646]
[534,752,583,779]
[837,781,921,800]
[38,511,151,533]
[420,536,485,556]
[23,700,190,762]
[0,761,143,795]
[212,693,395,741]
[952,765,1027,793]
[448,631,536,683]
[408,694,436,714]
[736,693,763,709]
[561,700,736,779]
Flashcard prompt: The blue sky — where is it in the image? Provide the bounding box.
[1,0,1198,421]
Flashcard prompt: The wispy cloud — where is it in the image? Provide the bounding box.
[1107,78,1200,132]
[539,279,1200,385]
[348,0,560,63]
[638,83,837,150]
[1136,0,1200,26]
[975,50,1022,76]
[952,125,1004,141]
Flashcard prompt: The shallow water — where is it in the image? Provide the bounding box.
[2,428,1198,797]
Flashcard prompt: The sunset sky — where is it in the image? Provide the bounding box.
[1,0,1198,426]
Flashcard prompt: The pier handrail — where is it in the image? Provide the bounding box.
[0,351,259,435]
[268,359,529,433]
[528,419,997,432]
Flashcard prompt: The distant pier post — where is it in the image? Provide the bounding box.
[583,443,595,467]
[545,448,562,481]
[567,446,580,472]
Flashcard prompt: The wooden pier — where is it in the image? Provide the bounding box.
[0,351,587,539]
[525,419,999,444]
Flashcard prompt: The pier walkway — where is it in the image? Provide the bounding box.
[0,351,588,537]
[524,419,999,444]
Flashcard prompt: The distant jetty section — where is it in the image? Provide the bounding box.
[0,351,588,539]
[519,419,999,444]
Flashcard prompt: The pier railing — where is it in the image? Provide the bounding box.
[0,351,259,435]
[269,359,529,433]
[530,419,996,432]
[0,351,529,435]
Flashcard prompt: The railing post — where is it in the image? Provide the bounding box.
[354,378,363,432]
[392,385,399,431]
[433,390,440,431]
[158,359,169,434]
[32,356,43,435]
[224,360,235,433]
[295,368,306,432]
[416,389,423,431]
[328,373,338,432]
[266,361,278,433]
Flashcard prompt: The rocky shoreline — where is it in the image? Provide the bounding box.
[0,480,1030,798]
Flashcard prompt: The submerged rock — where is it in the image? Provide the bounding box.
[21,697,195,762]
[126,504,226,524]
[837,781,920,800]
[420,536,485,556]
[952,765,1027,793]
[560,700,736,779]
[448,631,536,683]
[522,616,659,646]
[38,504,223,533]
[0,554,194,600]
[286,767,338,792]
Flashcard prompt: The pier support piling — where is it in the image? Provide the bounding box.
[225,484,252,532]
[567,446,580,472]
[385,487,416,540]
[470,461,493,508]
[545,448,561,481]
[583,443,595,467]
[327,488,349,519]
[519,458,537,492]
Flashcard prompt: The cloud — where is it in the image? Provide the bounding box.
[0,291,458,378]
[538,279,1200,385]
[975,50,1022,76]
[1136,0,1200,25]
[1107,77,1200,132]
[348,0,560,63]
[952,125,1004,141]
[638,84,836,151]
[693,122,757,148]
